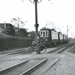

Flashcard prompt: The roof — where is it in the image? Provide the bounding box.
[40,28,57,32]
[0,23,12,25]
[0,23,13,29]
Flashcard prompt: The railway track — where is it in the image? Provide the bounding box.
[0,43,74,75]
[0,58,47,75]
[20,59,47,75]
[47,43,74,54]
[31,58,60,75]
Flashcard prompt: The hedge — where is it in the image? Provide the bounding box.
[0,37,33,51]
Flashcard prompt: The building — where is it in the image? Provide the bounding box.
[0,28,4,33]
[0,23,15,35]
[0,23,13,29]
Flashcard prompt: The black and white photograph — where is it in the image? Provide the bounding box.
[0,0,75,75]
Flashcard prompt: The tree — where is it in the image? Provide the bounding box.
[7,25,15,36]
[11,17,27,36]
[11,17,27,29]
[18,28,28,37]
[28,31,35,39]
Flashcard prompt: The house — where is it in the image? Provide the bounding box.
[0,23,13,29]
[0,28,4,33]
[0,23,15,35]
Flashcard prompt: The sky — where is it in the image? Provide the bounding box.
[0,0,75,38]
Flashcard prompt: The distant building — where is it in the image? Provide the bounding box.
[0,23,14,34]
[0,23,13,29]
[0,28,4,33]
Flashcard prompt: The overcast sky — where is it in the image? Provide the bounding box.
[0,0,75,37]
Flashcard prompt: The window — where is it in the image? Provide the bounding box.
[43,32,45,37]
[40,32,43,37]
[46,31,47,37]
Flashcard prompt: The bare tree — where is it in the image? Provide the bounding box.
[11,17,27,29]
[11,17,27,36]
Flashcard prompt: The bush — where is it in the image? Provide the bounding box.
[0,37,33,51]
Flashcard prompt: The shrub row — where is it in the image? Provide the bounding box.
[0,37,32,51]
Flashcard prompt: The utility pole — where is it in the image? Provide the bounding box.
[63,25,72,38]
[22,0,50,54]
[30,0,42,54]
[4,21,6,29]
[29,0,43,41]
[67,25,68,38]
[17,17,20,29]
[67,25,72,38]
